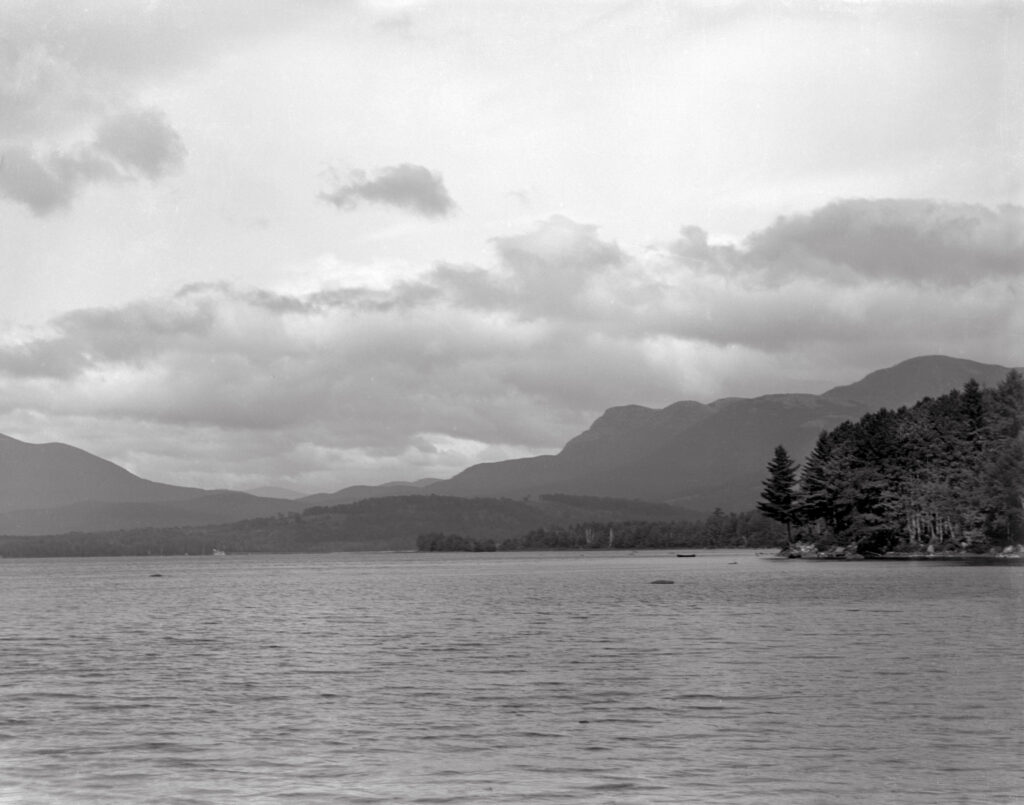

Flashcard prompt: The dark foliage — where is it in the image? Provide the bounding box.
[416,509,781,552]
[758,372,1024,554]
[757,445,801,542]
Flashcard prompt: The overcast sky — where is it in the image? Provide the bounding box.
[1,0,1021,493]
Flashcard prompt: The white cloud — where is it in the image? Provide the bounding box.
[0,0,331,213]
[745,199,1024,286]
[1,2,1020,490]
[320,163,455,217]
[0,108,186,214]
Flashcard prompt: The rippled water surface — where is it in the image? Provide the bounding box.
[1,551,1022,804]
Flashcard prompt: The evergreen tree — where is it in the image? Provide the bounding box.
[701,507,729,547]
[758,445,801,543]
[980,371,1024,542]
[800,429,854,536]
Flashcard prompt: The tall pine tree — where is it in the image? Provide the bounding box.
[758,445,801,543]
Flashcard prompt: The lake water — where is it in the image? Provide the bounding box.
[1,551,1021,804]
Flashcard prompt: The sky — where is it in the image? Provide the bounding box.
[0,0,1022,494]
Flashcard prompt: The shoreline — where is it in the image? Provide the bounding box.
[780,551,1024,563]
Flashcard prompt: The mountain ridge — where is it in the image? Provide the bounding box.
[0,433,302,534]
[823,355,1015,409]
[424,356,1017,510]
[0,433,207,512]
[0,355,1017,535]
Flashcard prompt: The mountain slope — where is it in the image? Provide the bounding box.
[823,355,1018,410]
[429,356,1016,512]
[298,480,439,508]
[428,401,716,499]
[0,434,206,512]
[575,394,864,510]
[0,434,299,534]
[431,393,864,511]
[246,486,310,500]
[2,355,1014,535]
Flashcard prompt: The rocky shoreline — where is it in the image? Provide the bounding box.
[779,542,1024,562]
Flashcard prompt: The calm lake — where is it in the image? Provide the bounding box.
[1,551,1021,804]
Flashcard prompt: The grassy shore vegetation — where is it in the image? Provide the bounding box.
[757,372,1024,556]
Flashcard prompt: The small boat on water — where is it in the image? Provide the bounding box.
[676,553,696,558]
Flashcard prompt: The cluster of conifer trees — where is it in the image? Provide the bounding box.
[758,372,1024,555]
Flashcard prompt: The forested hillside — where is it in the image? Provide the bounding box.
[759,371,1024,556]
[0,494,702,557]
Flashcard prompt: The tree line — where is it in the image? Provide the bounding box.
[757,371,1024,555]
[417,509,781,551]
[0,493,703,557]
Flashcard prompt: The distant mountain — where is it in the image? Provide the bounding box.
[2,355,1015,536]
[0,434,299,535]
[427,356,1017,512]
[0,434,206,512]
[823,355,1017,410]
[387,478,441,488]
[298,479,440,508]
[245,486,310,500]
[429,393,864,511]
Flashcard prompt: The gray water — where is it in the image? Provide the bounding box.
[0,551,1021,804]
